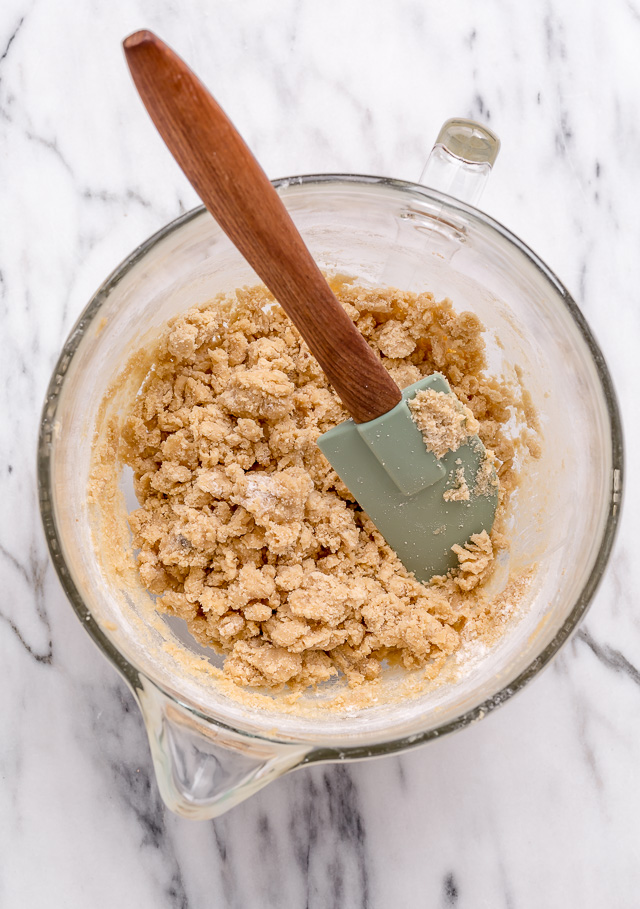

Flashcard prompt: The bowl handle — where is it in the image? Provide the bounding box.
[418,118,501,206]
[380,118,501,288]
[134,677,311,818]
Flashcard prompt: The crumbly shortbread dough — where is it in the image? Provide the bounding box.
[117,280,534,691]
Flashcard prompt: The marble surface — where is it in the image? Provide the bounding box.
[1,0,639,905]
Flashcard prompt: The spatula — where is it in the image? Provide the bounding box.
[123,30,498,582]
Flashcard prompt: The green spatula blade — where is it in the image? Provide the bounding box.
[317,374,498,582]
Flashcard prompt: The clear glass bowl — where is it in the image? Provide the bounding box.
[38,157,623,817]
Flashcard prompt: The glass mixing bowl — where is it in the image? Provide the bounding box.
[38,123,623,818]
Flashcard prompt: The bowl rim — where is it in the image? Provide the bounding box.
[37,173,624,759]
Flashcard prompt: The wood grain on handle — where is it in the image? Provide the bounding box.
[123,30,401,424]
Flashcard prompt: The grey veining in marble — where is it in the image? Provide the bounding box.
[2,0,640,906]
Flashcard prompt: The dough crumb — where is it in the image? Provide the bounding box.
[452,530,495,591]
[408,388,479,459]
[474,452,500,498]
[443,467,470,502]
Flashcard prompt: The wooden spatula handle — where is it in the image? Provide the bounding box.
[123,31,401,424]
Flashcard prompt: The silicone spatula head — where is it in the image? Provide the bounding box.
[318,373,498,581]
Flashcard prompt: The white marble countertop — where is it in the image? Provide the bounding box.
[2,0,639,905]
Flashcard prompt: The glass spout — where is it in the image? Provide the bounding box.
[135,677,310,818]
